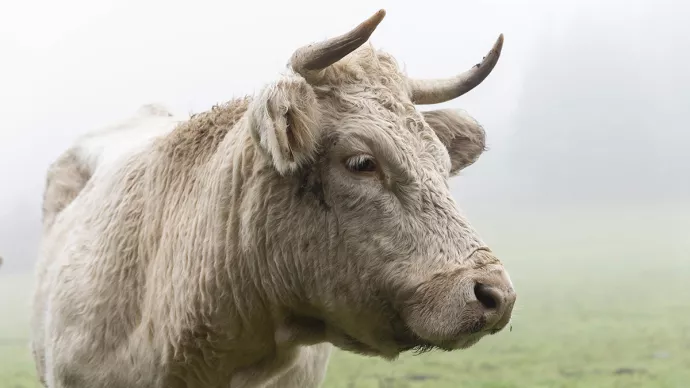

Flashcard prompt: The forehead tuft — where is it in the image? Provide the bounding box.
[312,45,410,99]
[299,44,446,165]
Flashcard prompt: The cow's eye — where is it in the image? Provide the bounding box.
[345,155,377,173]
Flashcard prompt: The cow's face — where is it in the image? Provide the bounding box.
[248,10,515,358]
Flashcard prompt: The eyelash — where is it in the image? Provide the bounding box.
[345,155,378,173]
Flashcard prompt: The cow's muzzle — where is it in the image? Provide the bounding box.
[398,249,516,350]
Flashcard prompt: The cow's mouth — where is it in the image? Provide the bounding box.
[340,331,443,356]
[332,315,455,358]
[311,301,496,357]
[336,320,486,357]
[393,313,497,353]
[391,322,452,354]
[339,332,446,357]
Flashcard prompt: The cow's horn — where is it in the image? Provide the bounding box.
[408,34,504,105]
[290,9,386,73]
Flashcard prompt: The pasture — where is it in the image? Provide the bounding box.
[1,202,688,388]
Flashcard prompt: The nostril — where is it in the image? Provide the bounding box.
[474,283,499,310]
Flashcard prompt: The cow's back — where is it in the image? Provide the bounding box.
[41,104,182,230]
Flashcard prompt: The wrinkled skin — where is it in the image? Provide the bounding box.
[30,10,516,388]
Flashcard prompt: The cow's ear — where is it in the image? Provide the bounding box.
[249,76,322,175]
[422,109,487,175]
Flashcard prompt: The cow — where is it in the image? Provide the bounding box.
[30,9,516,388]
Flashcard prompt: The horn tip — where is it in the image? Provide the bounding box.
[369,9,387,26]
[356,9,386,41]
[494,33,504,52]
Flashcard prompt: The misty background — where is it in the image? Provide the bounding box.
[1,0,688,270]
[2,0,690,386]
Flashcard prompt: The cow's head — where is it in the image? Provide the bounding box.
[246,9,515,358]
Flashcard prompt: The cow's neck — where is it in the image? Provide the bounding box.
[128,106,305,383]
[165,113,329,378]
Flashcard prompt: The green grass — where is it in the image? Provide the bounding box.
[2,202,689,387]
[0,274,37,388]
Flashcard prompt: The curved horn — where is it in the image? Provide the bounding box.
[290,9,386,74]
[408,34,504,105]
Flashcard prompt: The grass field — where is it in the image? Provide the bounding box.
[1,202,688,387]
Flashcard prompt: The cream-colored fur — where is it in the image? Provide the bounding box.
[31,27,515,388]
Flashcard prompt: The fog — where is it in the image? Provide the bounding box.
[1,0,688,270]
[1,1,690,386]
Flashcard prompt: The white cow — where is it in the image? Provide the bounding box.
[31,9,516,388]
